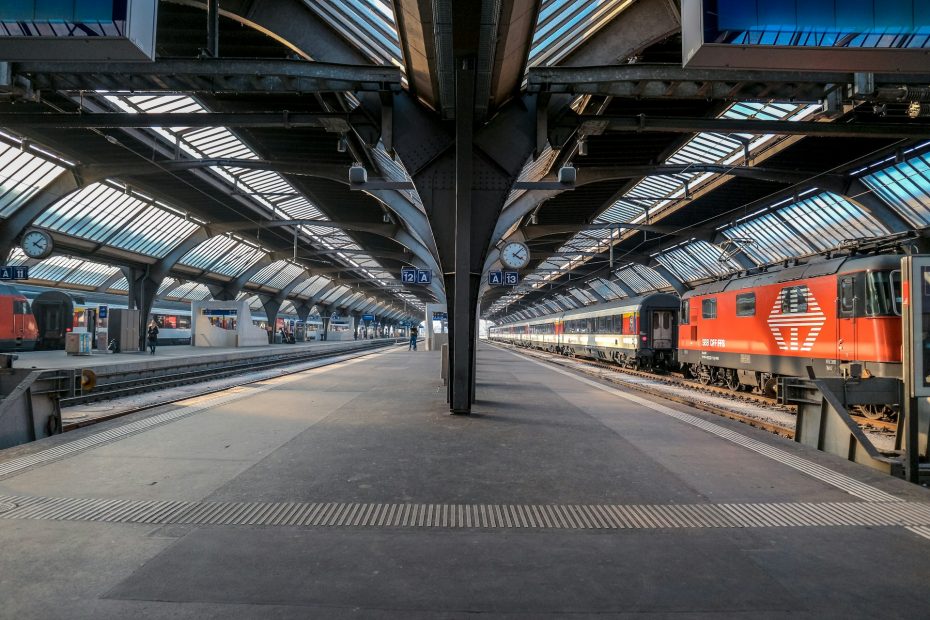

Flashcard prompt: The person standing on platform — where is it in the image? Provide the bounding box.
[409,326,418,351]
[146,320,159,355]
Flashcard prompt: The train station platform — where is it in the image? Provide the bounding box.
[9,338,383,370]
[0,342,928,618]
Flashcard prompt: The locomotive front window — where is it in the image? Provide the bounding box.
[13,300,29,315]
[736,293,756,317]
[866,271,902,317]
[680,299,690,324]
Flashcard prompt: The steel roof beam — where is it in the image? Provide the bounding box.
[528,65,930,101]
[570,115,930,140]
[0,112,363,132]
[9,58,403,94]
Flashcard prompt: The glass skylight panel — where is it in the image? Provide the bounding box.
[630,264,670,290]
[61,260,120,288]
[0,142,65,219]
[109,276,129,292]
[248,260,289,287]
[292,275,329,298]
[723,192,887,264]
[861,152,930,227]
[35,182,197,258]
[615,266,653,294]
[528,0,635,68]
[305,0,404,70]
[321,286,349,304]
[28,255,83,282]
[157,278,179,295]
[264,262,305,290]
[280,300,296,315]
[178,235,236,271]
[655,240,739,283]
[165,281,211,301]
[588,278,622,301]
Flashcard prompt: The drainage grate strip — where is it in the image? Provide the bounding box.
[1,495,929,532]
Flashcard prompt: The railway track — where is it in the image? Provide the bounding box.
[493,342,900,439]
[60,339,404,431]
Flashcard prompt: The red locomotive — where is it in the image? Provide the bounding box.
[0,283,39,351]
[678,254,902,406]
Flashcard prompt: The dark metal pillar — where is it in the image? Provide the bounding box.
[450,58,476,414]
[207,0,220,58]
[260,295,282,344]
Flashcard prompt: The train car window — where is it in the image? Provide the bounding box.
[866,271,902,316]
[839,278,855,317]
[781,286,809,314]
[680,300,689,324]
[701,298,717,319]
[735,293,756,317]
[597,316,608,332]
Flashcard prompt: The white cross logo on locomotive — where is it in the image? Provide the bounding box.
[766,287,825,352]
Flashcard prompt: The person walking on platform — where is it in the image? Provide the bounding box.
[146,319,159,355]
[409,326,418,351]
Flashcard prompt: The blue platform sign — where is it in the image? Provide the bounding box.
[362,314,374,321]
[416,269,432,284]
[401,267,416,284]
[98,305,108,319]
[488,270,502,285]
[504,271,519,286]
[0,265,29,280]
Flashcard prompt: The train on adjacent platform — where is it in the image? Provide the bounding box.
[0,284,332,351]
[489,254,905,416]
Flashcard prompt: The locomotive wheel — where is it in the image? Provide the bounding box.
[698,368,713,386]
[761,377,778,398]
[854,404,887,420]
[726,371,741,392]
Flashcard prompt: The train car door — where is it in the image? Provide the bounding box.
[837,275,858,360]
[651,310,674,348]
[11,298,24,344]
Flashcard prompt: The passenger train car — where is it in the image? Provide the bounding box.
[488,294,680,369]
[679,254,903,395]
[18,285,325,349]
[0,283,39,351]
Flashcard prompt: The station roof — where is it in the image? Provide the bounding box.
[0,0,927,326]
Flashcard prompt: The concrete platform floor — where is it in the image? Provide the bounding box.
[10,337,386,370]
[0,342,928,618]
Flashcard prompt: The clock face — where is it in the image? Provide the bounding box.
[500,241,530,270]
[21,229,53,259]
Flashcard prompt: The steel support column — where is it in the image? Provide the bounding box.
[449,61,476,414]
